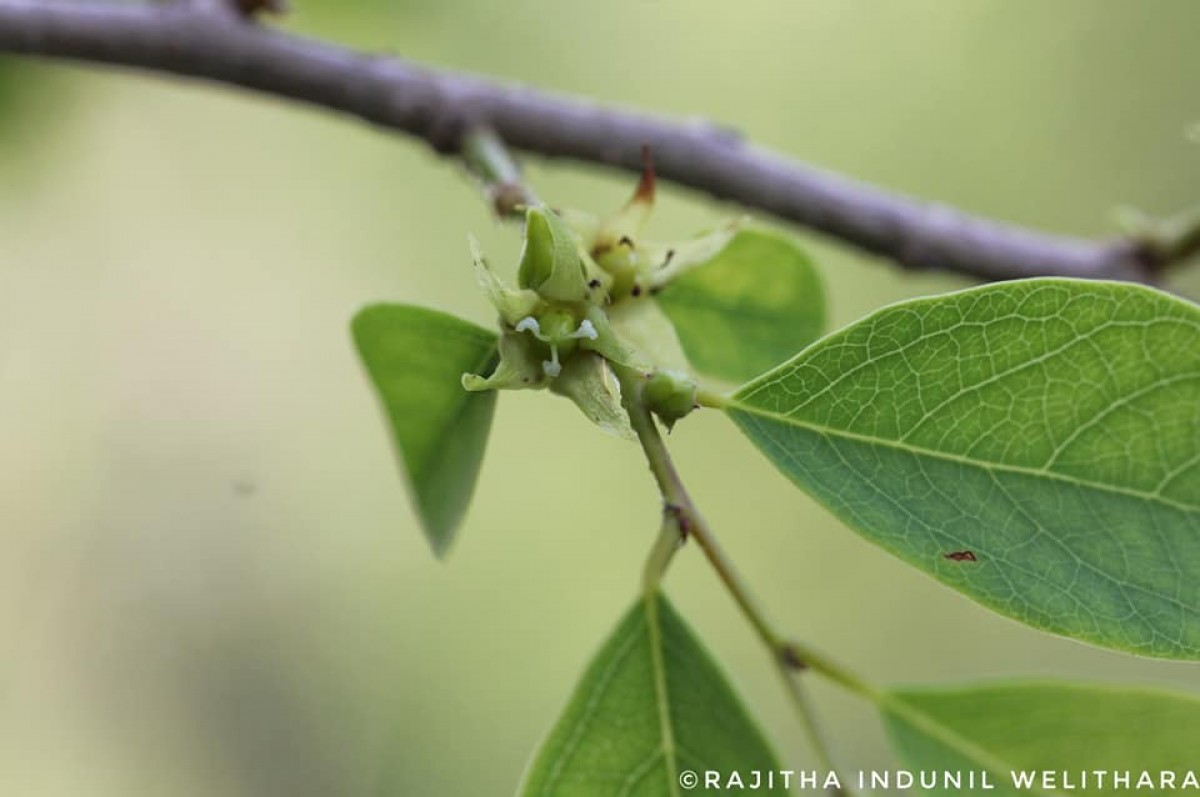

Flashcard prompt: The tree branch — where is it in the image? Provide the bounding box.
[0,0,1184,283]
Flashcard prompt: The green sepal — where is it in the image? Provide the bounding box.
[462,330,548,392]
[579,304,655,372]
[470,235,542,326]
[645,220,741,289]
[550,352,635,440]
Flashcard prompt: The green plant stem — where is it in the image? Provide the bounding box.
[643,514,683,593]
[461,126,539,218]
[696,387,731,410]
[618,366,872,791]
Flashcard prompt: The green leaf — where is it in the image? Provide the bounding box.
[881,682,1200,796]
[519,593,786,796]
[726,279,1200,658]
[654,229,824,383]
[352,304,498,557]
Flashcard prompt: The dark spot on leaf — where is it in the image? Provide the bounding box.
[619,235,636,250]
[631,284,643,297]
[943,550,978,562]
[659,249,675,269]
[588,278,601,289]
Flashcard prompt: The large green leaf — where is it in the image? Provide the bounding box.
[352,304,498,557]
[726,279,1200,658]
[882,682,1200,796]
[519,593,785,796]
[654,228,824,384]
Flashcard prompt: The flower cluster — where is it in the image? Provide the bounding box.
[463,164,738,434]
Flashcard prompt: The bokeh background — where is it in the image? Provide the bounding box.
[3,1,1199,794]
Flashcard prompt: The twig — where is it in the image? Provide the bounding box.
[619,365,863,795]
[461,126,538,219]
[0,0,1188,283]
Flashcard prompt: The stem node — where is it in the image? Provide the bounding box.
[779,643,808,672]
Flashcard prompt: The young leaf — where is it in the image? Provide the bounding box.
[352,304,498,557]
[882,682,1200,796]
[725,279,1200,658]
[519,593,786,796]
[654,229,825,383]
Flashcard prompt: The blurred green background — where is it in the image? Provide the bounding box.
[2,1,1199,794]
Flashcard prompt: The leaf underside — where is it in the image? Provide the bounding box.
[655,228,825,384]
[352,304,499,557]
[883,681,1200,796]
[519,593,785,796]
[728,279,1200,658]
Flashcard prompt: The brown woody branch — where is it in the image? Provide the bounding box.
[0,0,1190,283]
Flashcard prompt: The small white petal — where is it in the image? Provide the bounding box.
[572,319,599,340]
[515,316,541,335]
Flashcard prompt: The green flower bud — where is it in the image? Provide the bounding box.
[643,369,698,430]
[518,206,590,303]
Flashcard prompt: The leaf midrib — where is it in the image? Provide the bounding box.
[726,399,1199,515]
[645,596,682,797]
